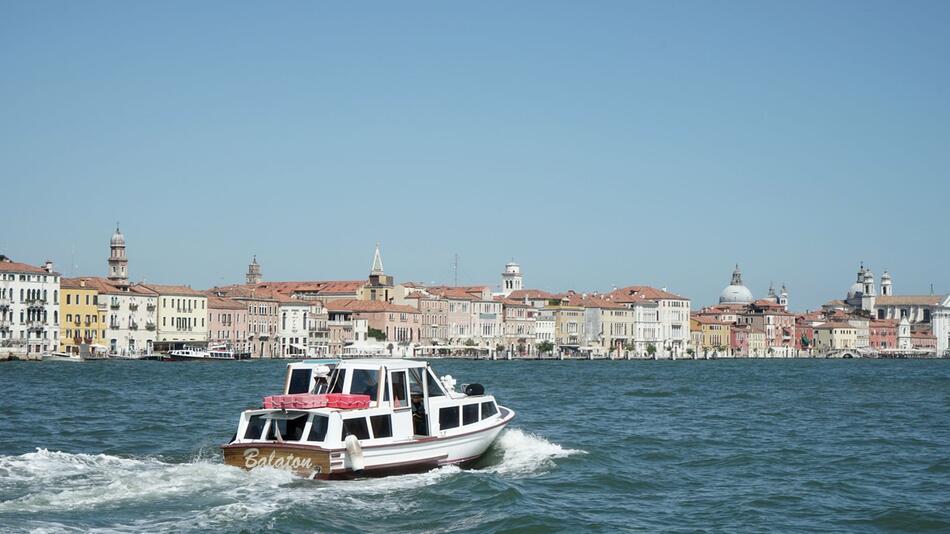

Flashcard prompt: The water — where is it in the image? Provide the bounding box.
[1,359,949,533]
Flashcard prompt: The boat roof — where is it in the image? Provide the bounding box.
[337,358,432,370]
[286,359,431,371]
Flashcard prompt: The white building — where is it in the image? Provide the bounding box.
[94,279,158,356]
[472,297,503,348]
[278,299,309,358]
[844,264,950,354]
[535,310,556,347]
[0,257,60,358]
[607,286,691,357]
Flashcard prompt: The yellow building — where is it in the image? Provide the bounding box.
[141,284,209,351]
[690,316,731,354]
[813,323,857,351]
[59,278,107,354]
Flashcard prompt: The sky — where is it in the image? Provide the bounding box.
[2,1,948,310]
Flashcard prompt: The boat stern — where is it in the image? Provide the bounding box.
[221,443,332,479]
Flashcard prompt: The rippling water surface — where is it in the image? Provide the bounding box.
[1,359,949,532]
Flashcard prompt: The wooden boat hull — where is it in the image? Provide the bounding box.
[222,443,332,479]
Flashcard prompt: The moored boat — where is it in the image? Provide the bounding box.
[221,359,515,479]
[164,344,244,361]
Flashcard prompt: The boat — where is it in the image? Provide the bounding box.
[43,345,110,362]
[221,358,515,479]
[164,344,245,361]
[42,351,84,362]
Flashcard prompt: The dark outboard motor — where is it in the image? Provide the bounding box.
[464,383,485,396]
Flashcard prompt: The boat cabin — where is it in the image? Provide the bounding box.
[234,359,502,448]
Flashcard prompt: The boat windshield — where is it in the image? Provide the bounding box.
[328,368,347,394]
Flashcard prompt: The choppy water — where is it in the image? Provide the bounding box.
[1,359,949,533]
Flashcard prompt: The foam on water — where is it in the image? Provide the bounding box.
[482,428,584,476]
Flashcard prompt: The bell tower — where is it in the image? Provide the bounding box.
[107,224,129,289]
[246,255,262,284]
[501,261,523,296]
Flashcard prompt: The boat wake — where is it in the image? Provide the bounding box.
[0,431,581,532]
[476,428,585,476]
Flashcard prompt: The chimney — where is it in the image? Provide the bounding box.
[44,260,53,273]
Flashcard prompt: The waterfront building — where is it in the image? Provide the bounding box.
[405,291,449,345]
[535,310,556,349]
[306,301,330,357]
[59,278,107,355]
[869,319,898,349]
[545,294,586,353]
[730,323,750,356]
[277,298,310,358]
[325,299,421,345]
[840,264,950,353]
[327,305,355,355]
[607,286,690,357]
[500,261,523,297]
[0,257,60,358]
[471,290,503,349]
[427,287,476,343]
[206,295,248,355]
[737,300,796,357]
[498,297,537,357]
[208,285,279,358]
[142,284,209,352]
[571,294,633,357]
[88,279,158,356]
[812,323,858,351]
[690,315,731,356]
[847,317,871,349]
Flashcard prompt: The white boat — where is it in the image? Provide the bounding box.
[164,344,242,361]
[42,351,84,362]
[221,359,515,479]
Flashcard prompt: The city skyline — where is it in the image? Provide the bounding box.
[3,2,949,309]
[1,227,945,311]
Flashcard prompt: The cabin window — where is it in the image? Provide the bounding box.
[307,415,329,442]
[350,370,379,400]
[329,369,347,394]
[267,415,307,441]
[463,404,479,425]
[391,371,409,408]
[341,417,371,440]
[439,407,459,430]
[244,415,267,439]
[288,369,311,394]
[426,371,445,397]
[370,415,393,439]
[408,368,424,396]
[481,401,498,419]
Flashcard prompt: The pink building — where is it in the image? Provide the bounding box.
[405,292,449,344]
[869,319,898,349]
[326,299,421,343]
[206,295,249,356]
[739,300,796,355]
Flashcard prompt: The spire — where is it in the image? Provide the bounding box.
[371,242,385,275]
[730,264,743,286]
[768,281,776,297]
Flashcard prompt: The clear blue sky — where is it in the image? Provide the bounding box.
[2,1,948,309]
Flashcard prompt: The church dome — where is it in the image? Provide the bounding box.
[720,285,753,304]
[110,226,125,247]
[719,264,753,304]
